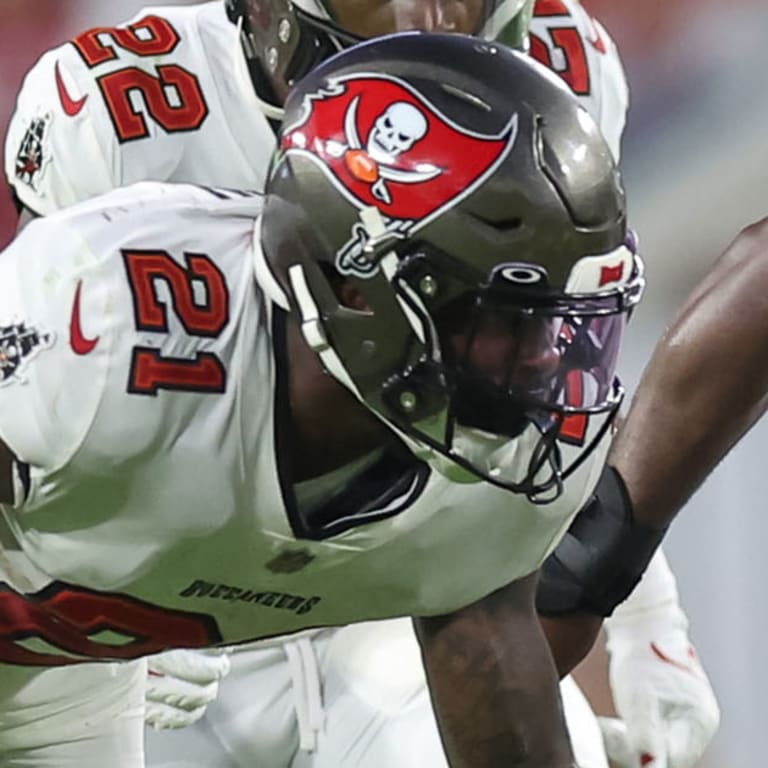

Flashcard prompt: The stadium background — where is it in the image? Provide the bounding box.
[2,1,768,764]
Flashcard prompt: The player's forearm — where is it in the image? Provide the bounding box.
[414,574,575,768]
[610,216,768,528]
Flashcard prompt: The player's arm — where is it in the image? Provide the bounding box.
[539,610,602,678]
[4,40,118,218]
[0,212,108,503]
[534,467,722,765]
[610,215,768,528]
[534,463,666,663]
[414,572,575,768]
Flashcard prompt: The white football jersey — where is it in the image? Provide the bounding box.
[4,0,628,216]
[0,182,608,664]
[4,2,274,216]
[529,0,628,161]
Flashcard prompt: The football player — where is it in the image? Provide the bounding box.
[2,2,718,768]
[0,31,642,767]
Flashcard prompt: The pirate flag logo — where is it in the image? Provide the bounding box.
[0,321,54,386]
[15,114,51,190]
[281,74,518,277]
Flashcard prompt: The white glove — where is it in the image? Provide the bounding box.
[602,550,719,768]
[145,648,232,730]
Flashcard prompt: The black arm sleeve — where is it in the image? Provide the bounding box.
[536,464,667,617]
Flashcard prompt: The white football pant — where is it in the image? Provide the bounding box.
[145,619,608,768]
[0,658,146,767]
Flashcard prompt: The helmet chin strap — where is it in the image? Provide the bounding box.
[288,262,360,396]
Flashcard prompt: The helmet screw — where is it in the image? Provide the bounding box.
[399,391,418,413]
[266,46,279,73]
[361,340,377,358]
[277,18,292,44]
[419,275,437,298]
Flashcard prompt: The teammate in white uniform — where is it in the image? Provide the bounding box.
[2,2,719,768]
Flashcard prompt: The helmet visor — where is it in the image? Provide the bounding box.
[433,287,629,438]
[382,250,643,495]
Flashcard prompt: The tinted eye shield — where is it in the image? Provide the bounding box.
[364,248,641,497]
[389,250,643,426]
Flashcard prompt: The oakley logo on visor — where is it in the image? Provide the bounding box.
[280,74,518,277]
[497,265,548,285]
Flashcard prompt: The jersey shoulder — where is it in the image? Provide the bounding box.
[0,182,263,474]
[4,2,269,215]
[530,0,629,161]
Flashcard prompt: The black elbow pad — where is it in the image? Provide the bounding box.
[536,465,667,617]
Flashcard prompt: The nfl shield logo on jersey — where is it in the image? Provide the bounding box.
[15,114,52,190]
[0,321,54,386]
[280,74,518,278]
[265,548,316,574]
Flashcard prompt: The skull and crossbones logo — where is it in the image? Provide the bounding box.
[325,97,441,205]
[368,102,428,159]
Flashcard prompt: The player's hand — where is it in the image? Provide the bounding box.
[602,604,719,767]
[145,648,231,730]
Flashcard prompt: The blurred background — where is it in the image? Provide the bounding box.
[2,1,768,764]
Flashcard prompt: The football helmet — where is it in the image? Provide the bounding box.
[225,0,534,112]
[256,32,644,500]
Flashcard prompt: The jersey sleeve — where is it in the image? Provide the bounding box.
[0,180,262,477]
[0,213,110,472]
[4,42,119,216]
[4,3,219,217]
[530,0,629,162]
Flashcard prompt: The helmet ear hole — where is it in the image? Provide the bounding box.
[337,279,371,313]
[316,262,371,314]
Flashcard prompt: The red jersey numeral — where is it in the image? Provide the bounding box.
[73,15,181,67]
[559,369,589,445]
[98,65,208,142]
[531,0,593,96]
[123,250,229,395]
[70,15,208,142]
[533,0,570,16]
[530,28,591,96]
[0,584,219,666]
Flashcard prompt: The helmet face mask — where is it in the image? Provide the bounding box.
[259,33,643,501]
[226,0,535,106]
[373,242,642,499]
